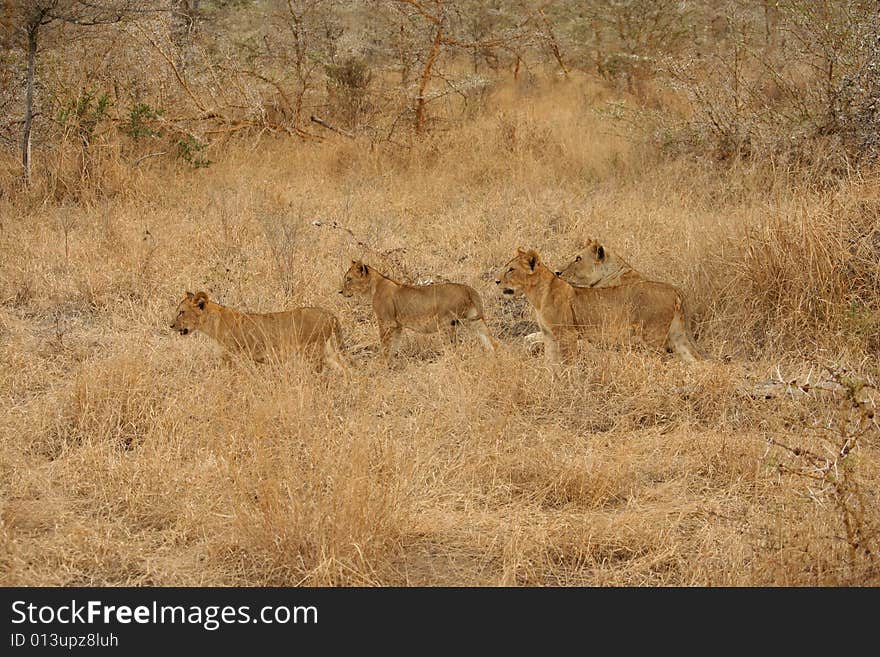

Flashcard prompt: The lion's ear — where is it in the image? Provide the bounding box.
[596,245,605,261]
[517,247,527,255]
[526,250,539,271]
[358,262,368,275]
[194,291,209,310]
[185,291,194,299]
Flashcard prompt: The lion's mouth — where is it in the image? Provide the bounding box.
[179,328,189,335]
[502,288,515,295]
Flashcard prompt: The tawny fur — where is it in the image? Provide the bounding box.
[170,291,348,373]
[524,238,644,348]
[499,249,699,364]
[339,261,497,359]
[554,239,703,361]
[556,238,642,288]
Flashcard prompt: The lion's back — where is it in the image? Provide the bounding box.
[241,306,340,350]
[391,282,482,320]
[289,306,341,345]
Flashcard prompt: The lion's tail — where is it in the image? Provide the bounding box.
[330,314,346,353]
[323,314,349,375]
[465,286,486,320]
[673,294,705,362]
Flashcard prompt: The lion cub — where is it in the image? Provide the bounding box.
[170,291,347,373]
[339,261,497,359]
[498,249,699,363]
[523,238,644,349]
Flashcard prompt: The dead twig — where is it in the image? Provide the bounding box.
[766,364,879,573]
[130,151,167,168]
[310,115,355,139]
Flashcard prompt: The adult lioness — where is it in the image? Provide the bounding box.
[556,239,702,360]
[497,249,699,363]
[170,291,347,373]
[339,260,497,359]
[556,238,642,287]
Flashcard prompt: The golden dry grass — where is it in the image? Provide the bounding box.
[1,79,878,586]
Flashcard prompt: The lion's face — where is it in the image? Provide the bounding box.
[339,261,371,298]
[170,291,209,335]
[497,249,541,295]
[557,240,607,287]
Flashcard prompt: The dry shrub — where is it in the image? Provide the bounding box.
[325,56,374,130]
[624,1,880,176]
[222,414,410,584]
[709,177,880,355]
[45,346,175,456]
[255,198,304,298]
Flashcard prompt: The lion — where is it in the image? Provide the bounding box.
[522,238,644,347]
[555,238,642,287]
[339,260,497,359]
[497,249,700,363]
[556,238,702,360]
[170,291,347,373]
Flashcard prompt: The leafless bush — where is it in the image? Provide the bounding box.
[767,367,879,582]
[325,55,373,130]
[835,23,880,163]
[564,0,695,94]
[632,1,879,173]
[257,200,303,298]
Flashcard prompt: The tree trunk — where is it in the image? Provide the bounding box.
[415,23,442,135]
[22,22,37,186]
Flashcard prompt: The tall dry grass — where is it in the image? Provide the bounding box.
[1,78,878,586]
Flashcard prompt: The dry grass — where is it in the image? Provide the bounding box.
[1,79,879,586]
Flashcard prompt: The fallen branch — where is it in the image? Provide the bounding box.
[130,151,167,168]
[764,364,879,567]
[310,115,355,139]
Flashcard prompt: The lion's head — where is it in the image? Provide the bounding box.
[557,239,616,287]
[170,291,210,335]
[339,261,372,298]
[496,248,542,296]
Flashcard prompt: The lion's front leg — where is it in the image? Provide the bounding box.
[379,323,403,361]
[556,329,577,363]
[540,325,562,365]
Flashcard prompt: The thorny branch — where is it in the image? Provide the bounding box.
[766,365,878,569]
